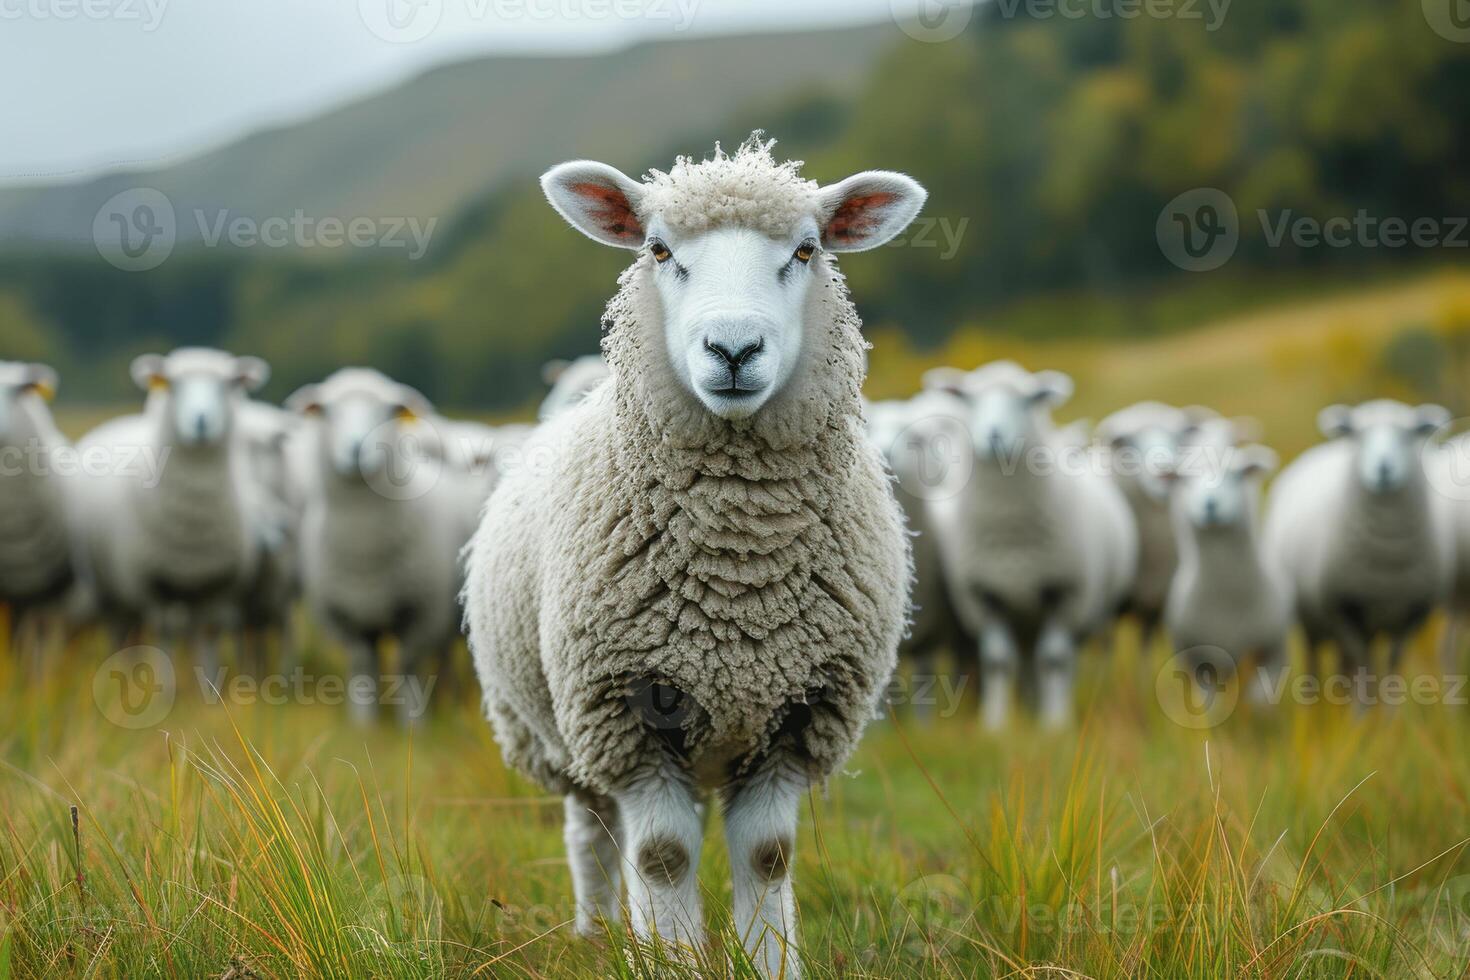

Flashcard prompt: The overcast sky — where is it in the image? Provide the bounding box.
[0,0,973,185]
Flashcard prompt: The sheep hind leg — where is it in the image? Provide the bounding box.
[563,791,622,938]
[980,621,1018,732]
[615,757,704,960]
[723,753,805,979]
[1036,619,1076,731]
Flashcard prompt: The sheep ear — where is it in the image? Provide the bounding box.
[394,385,435,422]
[542,359,571,385]
[22,363,58,401]
[1414,403,1451,437]
[541,161,646,249]
[130,353,165,392]
[817,171,927,253]
[1031,370,1074,408]
[1235,445,1278,478]
[285,384,323,415]
[234,355,271,393]
[1317,404,1354,439]
[922,366,968,398]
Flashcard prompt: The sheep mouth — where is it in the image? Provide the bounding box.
[709,386,762,398]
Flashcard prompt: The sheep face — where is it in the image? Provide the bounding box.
[540,142,925,421]
[1173,445,1276,530]
[131,348,269,450]
[287,369,434,483]
[0,361,57,445]
[1318,400,1449,495]
[925,361,1073,464]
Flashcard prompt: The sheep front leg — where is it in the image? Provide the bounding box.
[980,620,1018,732]
[1036,619,1076,730]
[724,755,805,978]
[563,791,622,937]
[615,758,704,958]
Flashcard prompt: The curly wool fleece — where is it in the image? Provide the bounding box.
[464,143,910,797]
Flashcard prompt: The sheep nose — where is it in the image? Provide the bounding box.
[1204,498,1218,521]
[704,338,763,371]
[194,415,209,440]
[1377,461,1391,484]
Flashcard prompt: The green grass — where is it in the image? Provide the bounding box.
[2,627,1469,979]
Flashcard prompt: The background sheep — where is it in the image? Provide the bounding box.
[1164,443,1290,705]
[75,348,270,672]
[924,361,1137,731]
[1263,400,1452,699]
[866,392,974,719]
[287,368,464,724]
[538,354,610,421]
[463,137,924,975]
[235,400,304,674]
[0,361,78,661]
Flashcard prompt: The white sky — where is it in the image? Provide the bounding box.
[0,0,973,184]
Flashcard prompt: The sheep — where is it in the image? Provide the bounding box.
[1094,402,1214,653]
[1163,442,1291,705]
[462,135,924,974]
[0,361,79,662]
[1438,433,1470,670]
[286,368,464,724]
[539,354,611,421]
[866,393,974,719]
[75,348,270,673]
[922,361,1137,731]
[234,400,304,674]
[1262,400,1453,702]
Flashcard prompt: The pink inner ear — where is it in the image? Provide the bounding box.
[572,182,643,242]
[825,191,897,244]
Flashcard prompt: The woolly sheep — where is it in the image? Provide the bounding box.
[539,354,611,421]
[866,393,973,719]
[1163,443,1291,705]
[286,368,464,724]
[923,361,1138,731]
[1262,400,1452,700]
[75,348,270,672]
[235,400,304,673]
[463,136,925,974]
[1426,433,1470,671]
[0,361,79,658]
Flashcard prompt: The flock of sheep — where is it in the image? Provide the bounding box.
[3,134,1468,974]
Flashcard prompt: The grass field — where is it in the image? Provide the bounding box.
[2,626,1469,979]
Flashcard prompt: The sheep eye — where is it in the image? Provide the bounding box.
[649,240,672,264]
[794,241,817,264]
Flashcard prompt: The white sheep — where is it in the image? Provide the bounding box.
[0,361,79,660]
[923,361,1137,731]
[1262,400,1452,699]
[286,368,464,724]
[462,136,924,975]
[1438,433,1470,670]
[539,355,610,421]
[866,393,973,719]
[234,400,304,673]
[75,348,270,672]
[1163,442,1291,704]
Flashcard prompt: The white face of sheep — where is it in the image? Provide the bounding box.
[131,351,269,449]
[287,377,434,482]
[1318,401,1449,495]
[541,161,926,420]
[1171,445,1276,530]
[926,365,1074,465]
[0,362,57,445]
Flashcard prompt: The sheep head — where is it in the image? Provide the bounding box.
[130,347,269,449]
[0,361,57,444]
[1317,399,1449,495]
[923,360,1073,463]
[286,367,434,483]
[541,135,926,421]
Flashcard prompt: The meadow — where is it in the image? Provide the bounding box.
[6,270,1470,978]
[3,626,1469,979]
